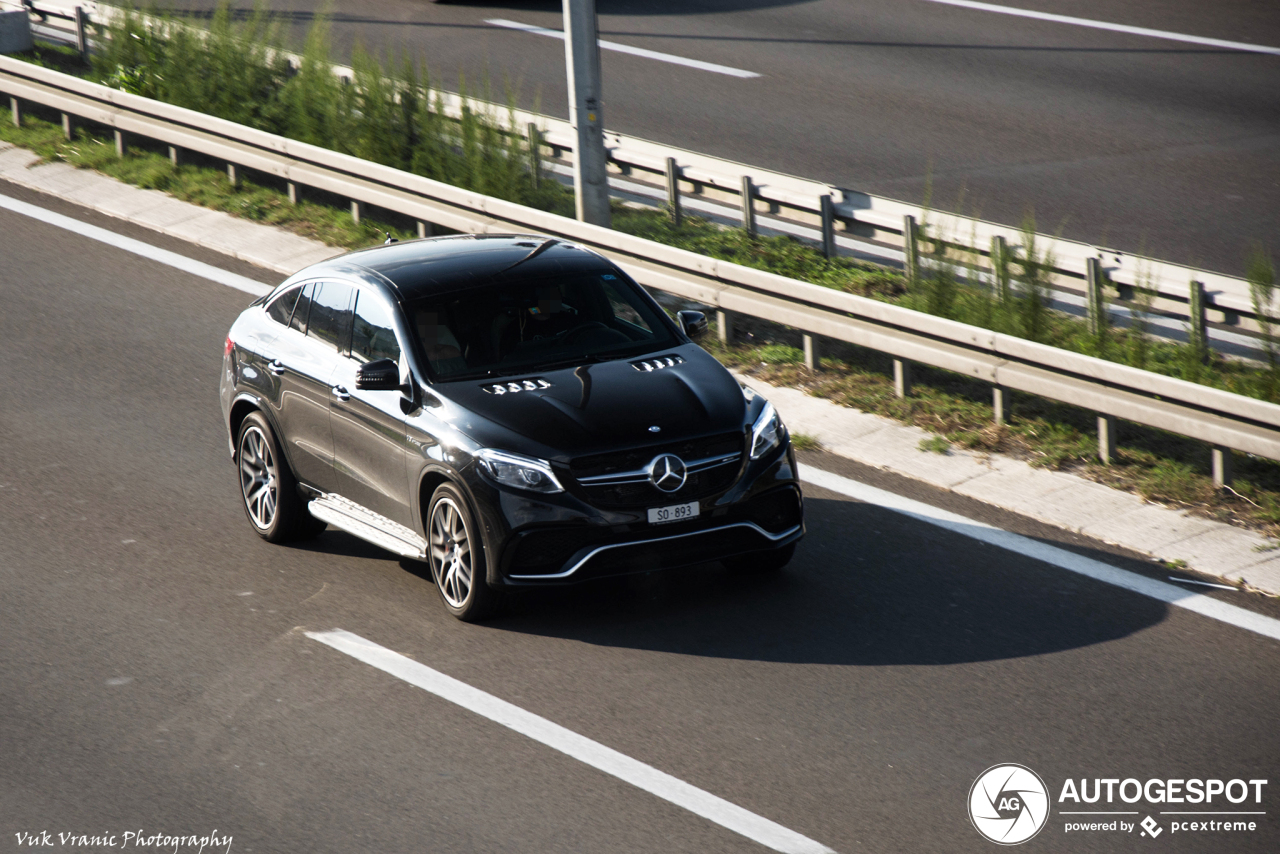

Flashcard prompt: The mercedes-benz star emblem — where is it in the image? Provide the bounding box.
[648,454,687,493]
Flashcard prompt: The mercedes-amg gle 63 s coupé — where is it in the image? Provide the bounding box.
[220,235,803,620]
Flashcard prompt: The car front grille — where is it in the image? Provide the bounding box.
[567,432,744,509]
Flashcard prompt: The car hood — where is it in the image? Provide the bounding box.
[437,345,748,461]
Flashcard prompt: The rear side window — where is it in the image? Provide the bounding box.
[289,282,314,334]
[266,286,302,326]
[307,281,355,351]
[350,292,402,364]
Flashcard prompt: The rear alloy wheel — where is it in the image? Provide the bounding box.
[236,412,320,542]
[427,483,497,621]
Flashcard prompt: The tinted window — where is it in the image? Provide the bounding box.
[307,281,354,351]
[408,272,678,380]
[289,282,314,334]
[266,286,302,326]
[350,291,402,364]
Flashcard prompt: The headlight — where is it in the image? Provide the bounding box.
[750,400,783,460]
[477,449,564,494]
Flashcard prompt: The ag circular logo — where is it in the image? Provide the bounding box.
[647,454,687,493]
[968,764,1049,845]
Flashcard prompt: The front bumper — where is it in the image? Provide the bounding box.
[474,446,803,586]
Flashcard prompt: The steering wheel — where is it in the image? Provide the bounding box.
[559,321,613,345]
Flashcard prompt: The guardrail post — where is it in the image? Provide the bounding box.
[803,334,820,371]
[74,6,89,62]
[226,163,238,187]
[114,129,125,158]
[526,122,541,189]
[1086,257,1105,337]
[61,112,73,140]
[991,235,1010,302]
[417,221,434,239]
[894,359,912,398]
[287,182,298,204]
[1212,446,1234,489]
[168,145,181,167]
[820,194,836,260]
[351,200,364,225]
[8,96,19,127]
[741,175,756,236]
[903,215,919,283]
[993,386,1009,424]
[716,310,734,344]
[1189,279,1209,364]
[665,157,682,228]
[1097,414,1117,464]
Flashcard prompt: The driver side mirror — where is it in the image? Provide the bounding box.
[677,310,708,339]
[356,358,400,391]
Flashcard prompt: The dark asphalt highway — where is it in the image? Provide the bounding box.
[164,0,1280,279]
[2,183,1279,853]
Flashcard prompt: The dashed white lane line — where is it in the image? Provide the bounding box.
[487,19,762,78]
[0,192,272,297]
[306,629,834,854]
[800,465,1280,644]
[922,0,1280,56]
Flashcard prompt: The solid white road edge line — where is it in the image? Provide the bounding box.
[487,19,762,78]
[922,0,1280,57]
[799,465,1280,643]
[0,192,272,297]
[305,629,835,854]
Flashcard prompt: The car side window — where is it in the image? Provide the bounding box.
[289,282,314,335]
[602,279,654,334]
[350,291,402,364]
[307,281,355,351]
[266,285,302,326]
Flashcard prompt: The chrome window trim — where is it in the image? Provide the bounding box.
[508,521,801,580]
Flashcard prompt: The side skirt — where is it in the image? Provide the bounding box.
[309,493,427,561]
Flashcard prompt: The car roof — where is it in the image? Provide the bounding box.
[297,234,616,300]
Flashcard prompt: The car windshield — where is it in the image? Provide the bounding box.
[407,272,681,381]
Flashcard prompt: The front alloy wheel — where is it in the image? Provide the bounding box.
[427,483,496,621]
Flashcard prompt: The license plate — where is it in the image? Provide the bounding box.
[647,501,699,525]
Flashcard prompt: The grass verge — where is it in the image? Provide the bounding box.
[705,318,1280,539]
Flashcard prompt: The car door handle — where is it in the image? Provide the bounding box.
[267,359,285,375]
[331,385,351,401]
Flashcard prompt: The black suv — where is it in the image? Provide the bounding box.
[220,235,803,620]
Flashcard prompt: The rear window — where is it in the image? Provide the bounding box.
[266,286,302,326]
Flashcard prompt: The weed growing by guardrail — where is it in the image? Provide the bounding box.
[91,2,567,213]
[1248,246,1278,397]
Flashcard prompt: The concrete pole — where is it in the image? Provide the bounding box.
[563,0,611,227]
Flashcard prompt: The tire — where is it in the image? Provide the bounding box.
[427,483,499,621]
[724,543,795,574]
[235,411,317,543]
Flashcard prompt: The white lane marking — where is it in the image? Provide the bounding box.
[0,193,272,297]
[799,465,1280,644]
[306,629,834,854]
[921,0,1280,57]
[487,19,762,78]
[1168,577,1238,591]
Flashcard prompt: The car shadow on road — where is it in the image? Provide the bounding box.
[488,496,1170,666]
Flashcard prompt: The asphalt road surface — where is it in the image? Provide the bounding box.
[160,0,1280,279]
[2,183,1279,853]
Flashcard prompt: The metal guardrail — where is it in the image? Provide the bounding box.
[2,54,1279,486]
[21,0,1271,344]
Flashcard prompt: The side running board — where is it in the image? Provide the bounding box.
[308,494,427,561]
